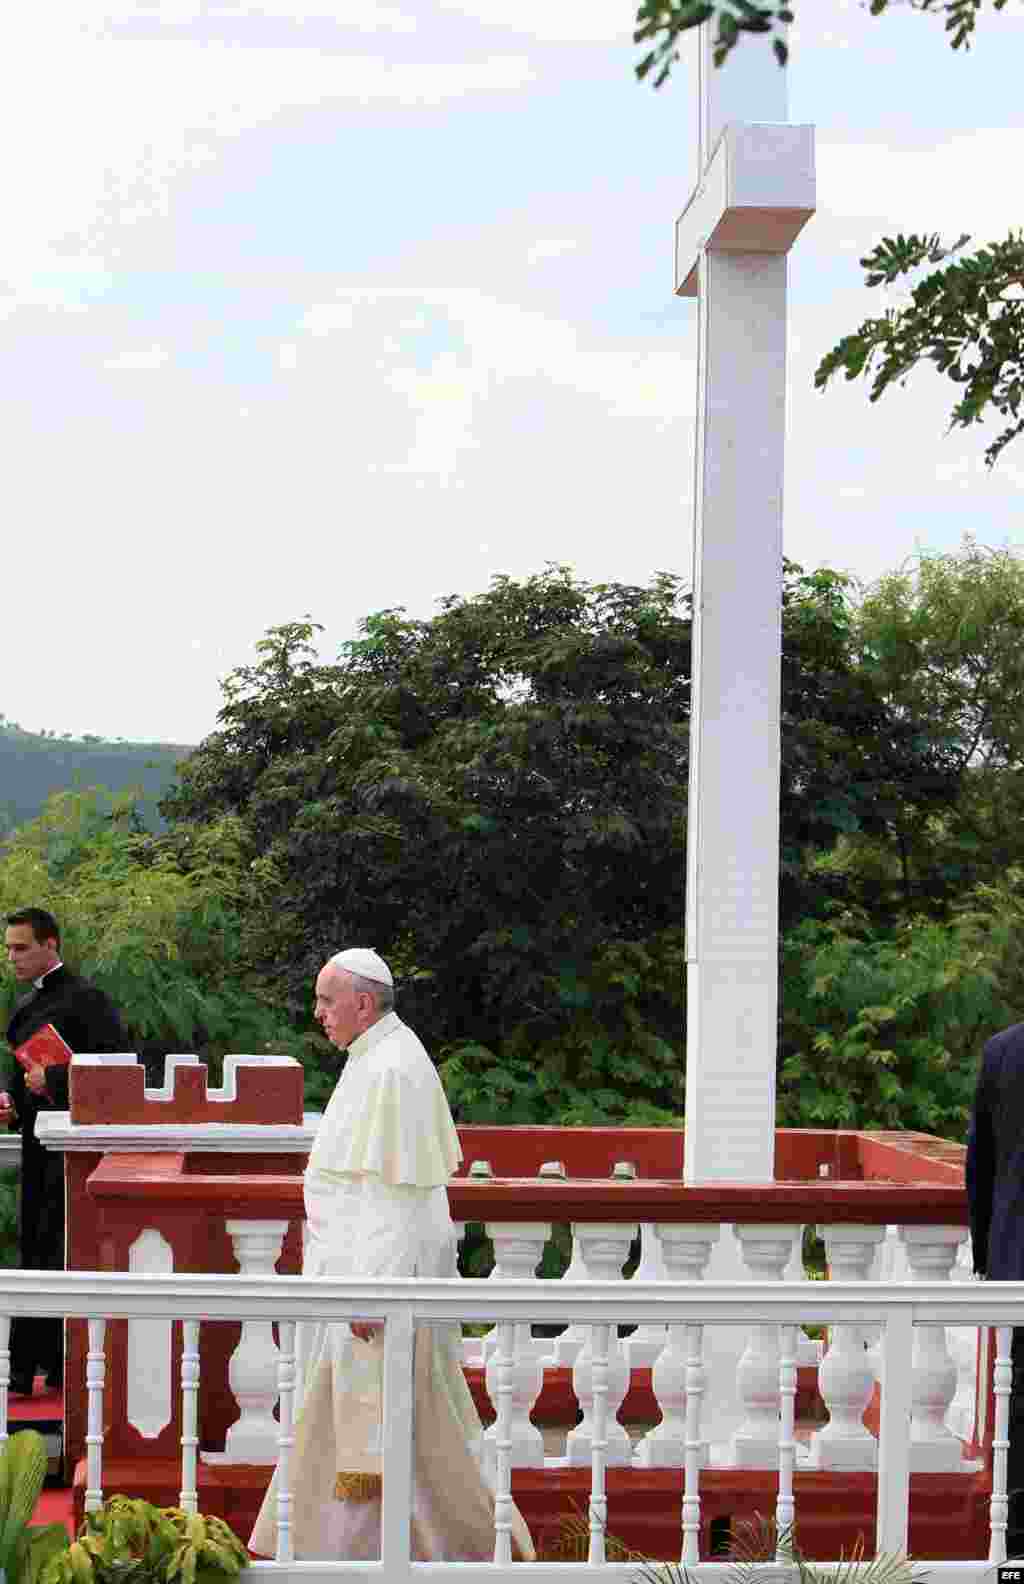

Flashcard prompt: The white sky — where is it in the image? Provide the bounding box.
[3,0,1024,744]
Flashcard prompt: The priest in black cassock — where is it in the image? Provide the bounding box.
[1,907,127,1396]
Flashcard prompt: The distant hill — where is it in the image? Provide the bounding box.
[0,722,194,834]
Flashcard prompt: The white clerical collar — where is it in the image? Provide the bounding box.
[346,1010,400,1060]
[33,960,64,990]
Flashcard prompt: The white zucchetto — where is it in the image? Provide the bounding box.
[329,947,394,987]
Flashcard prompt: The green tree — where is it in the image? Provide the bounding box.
[0,787,321,1090]
[160,565,957,1124]
[827,540,1024,915]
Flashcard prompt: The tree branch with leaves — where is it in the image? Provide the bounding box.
[634,0,1011,86]
[815,231,1024,467]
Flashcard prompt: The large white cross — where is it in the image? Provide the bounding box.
[677,29,815,1187]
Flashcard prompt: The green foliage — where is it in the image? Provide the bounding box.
[778,910,1005,1134]
[42,1498,249,1584]
[160,566,942,1124]
[0,1166,18,1270]
[816,231,1024,467]
[7,549,1024,1166]
[0,1430,69,1584]
[0,788,316,1092]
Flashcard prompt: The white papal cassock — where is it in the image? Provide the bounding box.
[249,1010,535,1562]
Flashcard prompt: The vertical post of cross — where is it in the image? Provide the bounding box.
[679,25,815,1189]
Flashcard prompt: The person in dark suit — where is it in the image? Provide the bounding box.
[966,1019,1024,1556]
[0,906,127,1396]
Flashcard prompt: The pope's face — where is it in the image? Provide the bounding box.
[315,965,373,1050]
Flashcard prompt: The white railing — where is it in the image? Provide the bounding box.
[1,1267,1021,1584]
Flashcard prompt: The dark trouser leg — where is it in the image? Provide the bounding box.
[1007,1327,1024,1555]
[13,1147,66,1389]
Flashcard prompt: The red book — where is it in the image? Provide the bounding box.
[15,1023,74,1072]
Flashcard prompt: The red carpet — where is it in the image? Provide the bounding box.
[8,1377,63,1423]
[7,1375,68,1516]
[32,1486,75,1535]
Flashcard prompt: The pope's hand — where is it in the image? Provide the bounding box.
[0,1090,15,1121]
[350,1322,383,1343]
[25,1064,48,1096]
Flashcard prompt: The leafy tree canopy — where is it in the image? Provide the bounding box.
[158,563,959,1124]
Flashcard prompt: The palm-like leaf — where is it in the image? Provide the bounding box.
[627,1511,928,1584]
[0,1432,50,1575]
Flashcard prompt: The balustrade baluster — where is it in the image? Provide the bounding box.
[179,1320,200,1514]
[566,1224,636,1467]
[275,1320,297,1565]
[222,1219,289,1463]
[0,1314,9,1445]
[898,1224,972,1472]
[482,1223,549,1471]
[681,1319,706,1563]
[85,1317,107,1514]
[991,1325,1013,1564]
[809,1224,885,1470]
[776,1322,797,1548]
[380,1309,414,1574]
[634,1224,719,1470]
[492,1320,515,1566]
[540,1229,588,1369]
[462,1162,494,1367]
[624,1225,669,1370]
[730,1225,800,1468]
[588,1322,611,1566]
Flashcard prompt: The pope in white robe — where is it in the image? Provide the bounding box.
[250,947,534,1563]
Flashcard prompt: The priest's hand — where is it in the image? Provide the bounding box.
[25,1064,48,1096]
[350,1321,383,1343]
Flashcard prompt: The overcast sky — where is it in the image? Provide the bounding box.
[4,0,1023,745]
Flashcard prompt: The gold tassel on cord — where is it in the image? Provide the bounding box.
[334,1471,383,1502]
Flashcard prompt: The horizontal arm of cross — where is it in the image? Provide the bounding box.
[675,123,816,297]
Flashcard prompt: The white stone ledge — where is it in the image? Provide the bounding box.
[35,1111,323,1154]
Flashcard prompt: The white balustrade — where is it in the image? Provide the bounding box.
[85,1316,107,1513]
[0,1313,9,1446]
[623,1224,669,1370]
[777,1322,798,1547]
[492,1320,515,1565]
[991,1325,1013,1564]
[634,1222,719,1470]
[947,1234,981,1443]
[275,1319,297,1565]
[2,1259,1022,1577]
[588,1322,611,1565]
[482,1222,549,1471]
[808,1223,886,1470]
[219,1219,289,1464]
[899,1223,974,1472]
[565,1223,636,1467]
[179,1318,200,1513]
[730,1223,800,1468]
